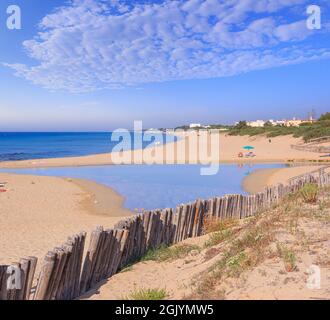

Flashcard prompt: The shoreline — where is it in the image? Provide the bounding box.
[70,178,133,218]
[242,165,326,194]
[0,133,329,169]
[242,168,282,194]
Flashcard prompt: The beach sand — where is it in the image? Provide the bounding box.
[0,133,327,169]
[0,173,133,266]
[0,133,328,277]
[243,165,326,194]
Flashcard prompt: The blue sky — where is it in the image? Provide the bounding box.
[0,0,329,131]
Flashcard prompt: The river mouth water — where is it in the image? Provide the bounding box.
[0,163,286,211]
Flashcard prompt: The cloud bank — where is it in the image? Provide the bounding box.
[6,0,330,92]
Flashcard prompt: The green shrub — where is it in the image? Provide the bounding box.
[319,112,330,121]
[300,183,318,203]
[225,252,247,277]
[277,244,297,272]
[227,121,330,142]
[128,288,167,300]
[204,229,232,248]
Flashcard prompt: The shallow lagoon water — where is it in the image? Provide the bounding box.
[1,163,286,211]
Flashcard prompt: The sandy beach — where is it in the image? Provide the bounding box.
[0,133,328,266]
[0,173,133,266]
[0,133,327,169]
[243,165,328,194]
[0,134,328,301]
[0,163,325,267]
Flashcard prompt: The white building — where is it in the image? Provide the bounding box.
[189,123,202,128]
[247,120,265,127]
[246,118,313,128]
[273,120,286,126]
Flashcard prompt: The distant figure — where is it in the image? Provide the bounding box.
[269,139,272,143]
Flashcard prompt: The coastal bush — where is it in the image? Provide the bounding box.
[228,121,330,142]
[204,229,233,248]
[203,219,239,248]
[240,229,266,248]
[127,288,167,300]
[277,243,297,272]
[225,251,248,277]
[300,183,318,203]
[319,112,330,121]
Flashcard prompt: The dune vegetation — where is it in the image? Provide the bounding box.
[228,113,330,142]
[176,112,330,143]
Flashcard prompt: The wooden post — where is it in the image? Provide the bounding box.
[24,257,37,300]
[117,229,130,270]
[50,247,67,300]
[109,229,124,275]
[18,257,37,300]
[173,206,182,243]
[0,265,9,300]
[80,226,103,294]
[34,251,57,300]
[142,211,152,252]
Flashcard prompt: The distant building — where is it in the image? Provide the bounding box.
[189,123,202,128]
[245,117,316,128]
[284,117,316,127]
[274,120,286,126]
[285,118,303,127]
[247,120,265,127]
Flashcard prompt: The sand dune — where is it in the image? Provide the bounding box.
[81,193,330,300]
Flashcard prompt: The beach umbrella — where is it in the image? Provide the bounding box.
[243,146,254,150]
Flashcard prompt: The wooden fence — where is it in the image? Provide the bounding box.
[1,168,330,300]
[0,257,37,300]
[291,136,330,153]
[291,144,330,153]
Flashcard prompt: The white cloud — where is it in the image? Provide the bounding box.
[5,0,330,92]
[275,20,312,41]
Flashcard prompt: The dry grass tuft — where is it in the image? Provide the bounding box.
[203,218,239,234]
[142,244,200,262]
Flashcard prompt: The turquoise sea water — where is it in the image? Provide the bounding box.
[0,132,174,161]
[0,164,286,211]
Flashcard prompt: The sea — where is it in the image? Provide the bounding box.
[0,132,174,161]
